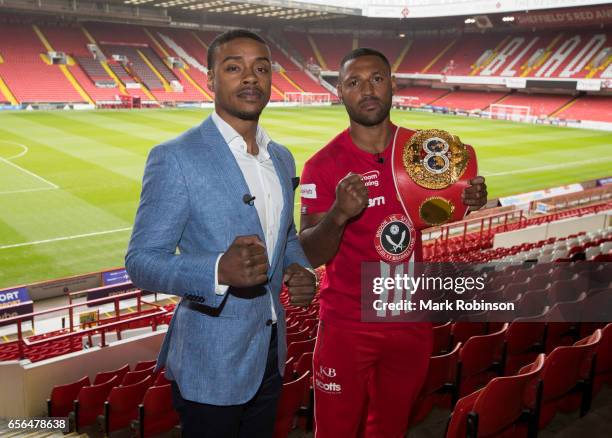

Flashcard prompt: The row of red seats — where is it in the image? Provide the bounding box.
[278,277,611,437]
[444,325,611,437]
[48,359,179,437]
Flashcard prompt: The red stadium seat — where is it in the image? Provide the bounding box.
[534,329,601,428]
[132,384,179,438]
[517,289,549,317]
[458,324,507,397]
[294,352,314,430]
[287,338,316,364]
[410,342,461,426]
[582,288,612,322]
[299,318,318,333]
[283,356,297,384]
[286,321,301,333]
[502,280,530,301]
[593,324,612,395]
[134,359,157,371]
[47,376,90,417]
[445,354,544,438]
[504,320,546,375]
[432,321,452,355]
[273,371,310,438]
[550,278,588,303]
[102,375,152,434]
[294,351,314,378]
[72,375,119,432]
[286,328,310,344]
[451,322,487,346]
[93,363,130,385]
[154,370,170,386]
[122,366,156,386]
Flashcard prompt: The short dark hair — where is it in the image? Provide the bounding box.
[339,47,390,73]
[207,29,267,70]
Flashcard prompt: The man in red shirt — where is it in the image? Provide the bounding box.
[299,48,487,437]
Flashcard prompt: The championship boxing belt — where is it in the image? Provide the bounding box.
[391,127,477,229]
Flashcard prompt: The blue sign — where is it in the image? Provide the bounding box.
[597,177,612,186]
[0,287,29,306]
[0,287,32,324]
[103,269,131,286]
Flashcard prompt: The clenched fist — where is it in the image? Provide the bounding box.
[332,172,369,225]
[284,263,316,308]
[218,235,269,288]
[462,176,488,212]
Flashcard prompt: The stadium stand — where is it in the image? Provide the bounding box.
[394,36,457,74]
[394,86,451,106]
[103,44,164,91]
[309,33,353,72]
[428,33,509,76]
[431,90,508,111]
[493,92,574,118]
[39,25,119,102]
[0,23,85,103]
[142,28,215,102]
[557,95,612,123]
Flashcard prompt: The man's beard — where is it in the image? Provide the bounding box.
[345,98,391,127]
[227,106,262,121]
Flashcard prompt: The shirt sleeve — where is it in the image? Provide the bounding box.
[300,157,336,215]
[214,253,229,295]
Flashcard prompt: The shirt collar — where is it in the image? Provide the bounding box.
[211,111,272,159]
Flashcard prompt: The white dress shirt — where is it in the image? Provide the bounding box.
[211,111,283,322]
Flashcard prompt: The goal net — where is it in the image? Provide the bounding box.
[489,104,532,122]
[284,92,331,105]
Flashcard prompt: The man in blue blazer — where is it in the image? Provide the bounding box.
[125,29,316,437]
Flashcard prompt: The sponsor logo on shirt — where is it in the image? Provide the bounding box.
[374,214,416,262]
[361,170,380,187]
[319,366,336,378]
[300,183,317,199]
[315,378,342,393]
[315,365,342,394]
[368,196,385,208]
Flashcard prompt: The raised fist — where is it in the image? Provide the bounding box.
[218,235,268,288]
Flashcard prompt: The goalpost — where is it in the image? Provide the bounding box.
[489,104,532,122]
[284,92,331,105]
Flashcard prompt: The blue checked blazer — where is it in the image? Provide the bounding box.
[125,116,310,405]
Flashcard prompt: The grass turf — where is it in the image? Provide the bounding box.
[0,106,610,289]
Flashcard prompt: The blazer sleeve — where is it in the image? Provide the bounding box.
[125,144,222,305]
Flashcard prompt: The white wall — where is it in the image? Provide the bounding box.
[493,212,610,249]
[0,328,166,418]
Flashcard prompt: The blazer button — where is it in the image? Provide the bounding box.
[266,319,273,326]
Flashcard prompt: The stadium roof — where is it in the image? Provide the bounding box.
[118,0,361,20]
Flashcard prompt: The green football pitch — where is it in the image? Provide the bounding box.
[0,106,611,289]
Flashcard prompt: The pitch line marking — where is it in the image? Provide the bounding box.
[0,156,59,189]
[483,157,612,177]
[0,187,57,195]
[0,227,132,250]
[0,140,29,160]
